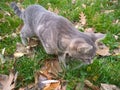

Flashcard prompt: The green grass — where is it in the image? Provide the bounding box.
[0,0,120,89]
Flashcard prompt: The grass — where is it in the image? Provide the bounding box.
[0,0,120,89]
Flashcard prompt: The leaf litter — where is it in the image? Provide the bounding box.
[1,2,120,90]
[19,58,67,90]
[75,12,86,29]
[96,42,111,56]
[14,37,39,58]
[0,71,18,90]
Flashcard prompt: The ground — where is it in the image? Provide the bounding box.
[0,0,120,89]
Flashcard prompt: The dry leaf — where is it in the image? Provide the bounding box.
[112,19,119,25]
[0,72,18,90]
[11,33,17,38]
[19,83,37,90]
[42,80,60,90]
[84,80,100,90]
[72,0,76,4]
[34,59,66,90]
[101,10,114,14]
[35,71,66,90]
[41,59,63,77]
[4,11,11,16]
[84,28,95,33]
[79,12,86,26]
[13,52,24,58]
[47,3,59,14]
[96,42,111,56]
[0,48,6,64]
[54,7,59,14]
[113,34,118,40]
[113,48,120,56]
[14,42,35,58]
[74,22,84,30]
[82,4,86,9]
[1,48,5,55]
[100,83,120,90]
[48,3,53,12]
[28,37,39,47]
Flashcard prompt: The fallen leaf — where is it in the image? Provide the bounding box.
[0,48,6,64]
[84,80,100,90]
[112,19,119,25]
[27,37,39,47]
[4,11,11,16]
[113,48,120,56]
[0,54,6,64]
[74,22,84,30]
[84,28,95,33]
[72,0,76,4]
[82,4,86,9]
[48,3,53,12]
[79,12,86,26]
[41,59,63,77]
[101,10,114,14]
[96,42,111,56]
[13,52,24,58]
[19,83,37,90]
[54,7,59,14]
[14,42,35,58]
[11,33,17,38]
[113,34,118,40]
[100,83,120,90]
[34,59,66,90]
[1,48,5,55]
[0,72,18,90]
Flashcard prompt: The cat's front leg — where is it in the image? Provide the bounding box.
[20,25,28,46]
[58,54,66,69]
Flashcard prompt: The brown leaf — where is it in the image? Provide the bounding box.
[41,59,62,77]
[84,80,100,90]
[54,7,59,14]
[113,34,118,40]
[112,19,119,25]
[14,42,35,58]
[113,47,120,56]
[84,28,95,33]
[28,37,39,48]
[82,4,86,9]
[79,12,86,26]
[43,80,60,90]
[96,42,111,56]
[100,83,120,90]
[34,59,66,90]
[74,22,84,30]
[48,3,53,12]
[0,72,18,90]
[101,10,114,14]
[72,0,76,4]
[19,83,37,90]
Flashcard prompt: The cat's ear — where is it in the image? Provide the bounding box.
[94,33,106,42]
[77,43,93,53]
[84,32,106,42]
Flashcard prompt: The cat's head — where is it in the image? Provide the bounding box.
[65,32,106,64]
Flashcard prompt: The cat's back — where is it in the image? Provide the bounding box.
[26,5,46,12]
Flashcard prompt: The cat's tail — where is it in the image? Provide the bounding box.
[10,2,22,19]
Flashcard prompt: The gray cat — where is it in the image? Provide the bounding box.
[10,2,105,67]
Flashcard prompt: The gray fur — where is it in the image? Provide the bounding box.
[11,2,105,67]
